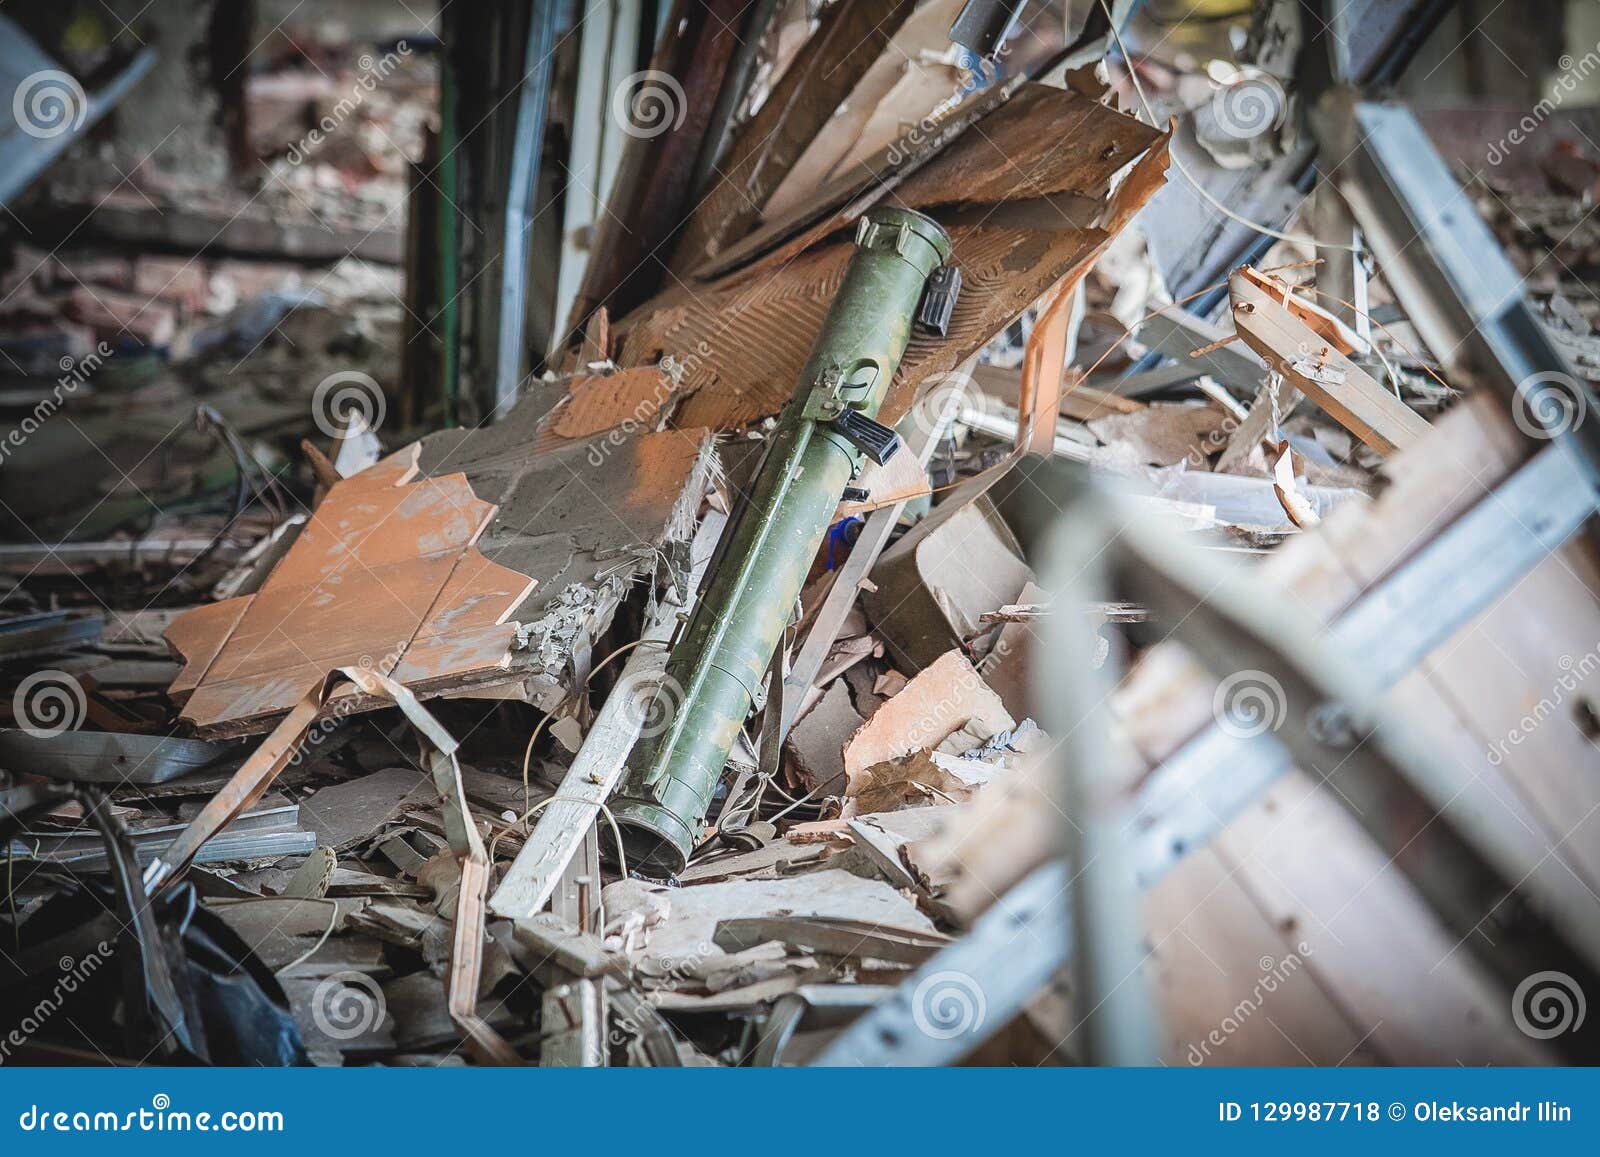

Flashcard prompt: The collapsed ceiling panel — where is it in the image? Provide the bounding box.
[406,381,718,710]
[166,376,717,736]
[166,448,536,736]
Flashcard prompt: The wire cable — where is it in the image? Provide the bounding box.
[489,796,630,931]
[1098,0,1357,253]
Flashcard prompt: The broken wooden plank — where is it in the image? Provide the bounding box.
[512,913,630,980]
[701,80,1156,285]
[550,365,681,439]
[415,405,718,695]
[566,0,769,332]
[1143,847,1385,1065]
[713,915,949,965]
[784,679,863,796]
[612,870,935,977]
[1215,378,1303,474]
[762,0,969,219]
[1229,268,1430,455]
[337,666,521,1066]
[488,511,727,920]
[144,681,335,887]
[540,978,606,1066]
[669,0,919,275]
[924,393,1579,1062]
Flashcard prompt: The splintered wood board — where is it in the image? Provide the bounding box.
[1143,846,1384,1066]
[414,413,717,633]
[912,393,1581,1063]
[551,366,681,439]
[762,0,968,221]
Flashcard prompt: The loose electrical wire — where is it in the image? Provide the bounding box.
[1098,0,1358,253]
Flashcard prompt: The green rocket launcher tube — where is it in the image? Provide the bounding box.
[611,207,952,873]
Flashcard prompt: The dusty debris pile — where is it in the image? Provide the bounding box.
[3,0,1600,1069]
